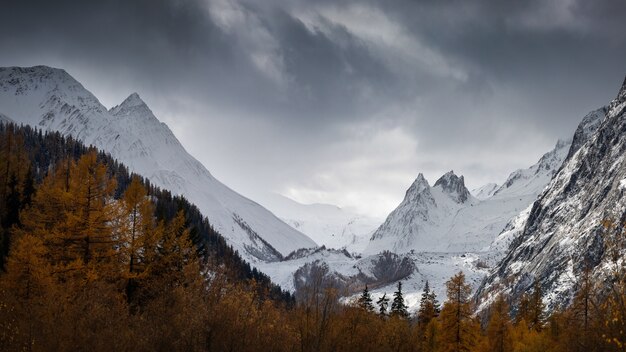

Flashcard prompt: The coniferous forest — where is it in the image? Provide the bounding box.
[1,123,626,351]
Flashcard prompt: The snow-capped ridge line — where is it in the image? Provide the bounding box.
[433,170,471,203]
[476,74,626,313]
[0,65,317,262]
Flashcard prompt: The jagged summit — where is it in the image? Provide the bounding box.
[434,170,471,203]
[0,65,66,77]
[608,74,626,117]
[477,76,626,313]
[406,173,430,195]
[121,92,145,107]
[618,74,626,98]
[110,92,152,116]
[566,107,606,160]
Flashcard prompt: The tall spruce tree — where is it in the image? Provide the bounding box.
[391,281,409,318]
[418,281,438,325]
[357,284,374,312]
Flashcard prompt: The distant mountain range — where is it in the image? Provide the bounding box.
[3,65,625,314]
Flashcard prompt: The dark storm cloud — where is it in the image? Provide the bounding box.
[1,0,625,216]
[0,0,449,125]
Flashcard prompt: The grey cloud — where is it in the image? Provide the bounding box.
[1,0,625,217]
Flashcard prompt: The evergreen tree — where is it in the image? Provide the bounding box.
[439,271,477,352]
[357,284,374,312]
[3,173,20,229]
[515,292,530,326]
[418,280,439,325]
[482,295,513,352]
[391,281,409,318]
[21,166,35,209]
[377,293,390,316]
[430,289,441,316]
[117,175,158,307]
[1,173,20,268]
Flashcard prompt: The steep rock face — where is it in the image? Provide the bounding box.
[434,171,471,203]
[567,107,608,160]
[487,106,606,255]
[477,76,626,312]
[0,66,316,262]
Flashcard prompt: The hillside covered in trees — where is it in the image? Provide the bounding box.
[1,122,626,351]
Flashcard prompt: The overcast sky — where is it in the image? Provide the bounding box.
[1,0,626,218]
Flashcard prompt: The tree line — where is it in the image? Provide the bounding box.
[1,122,626,351]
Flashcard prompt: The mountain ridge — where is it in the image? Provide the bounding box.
[0,65,316,262]
[476,75,626,312]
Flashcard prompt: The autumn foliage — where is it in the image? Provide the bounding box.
[1,123,626,351]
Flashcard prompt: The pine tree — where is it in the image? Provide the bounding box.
[21,166,35,209]
[16,152,118,281]
[430,289,441,316]
[482,295,513,352]
[600,218,626,350]
[391,281,409,318]
[377,293,390,316]
[357,284,374,312]
[418,280,439,325]
[515,292,530,326]
[117,175,158,307]
[418,280,441,351]
[0,234,52,350]
[439,271,476,352]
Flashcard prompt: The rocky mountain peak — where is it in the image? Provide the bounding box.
[434,171,470,203]
[110,93,148,113]
[619,75,626,99]
[110,92,151,116]
[608,74,626,117]
[123,92,144,105]
[477,74,626,314]
[406,173,430,195]
[566,106,606,160]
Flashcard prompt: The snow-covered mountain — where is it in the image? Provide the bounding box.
[259,193,381,253]
[366,138,570,257]
[486,107,606,254]
[0,65,316,262]
[476,78,626,312]
[471,183,499,200]
[493,139,571,198]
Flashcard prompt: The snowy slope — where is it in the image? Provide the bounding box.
[471,183,499,200]
[493,139,571,198]
[259,193,381,253]
[487,107,606,255]
[0,66,316,262]
[259,246,493,313]
[365,141,570,257]
[476,78,626,312]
